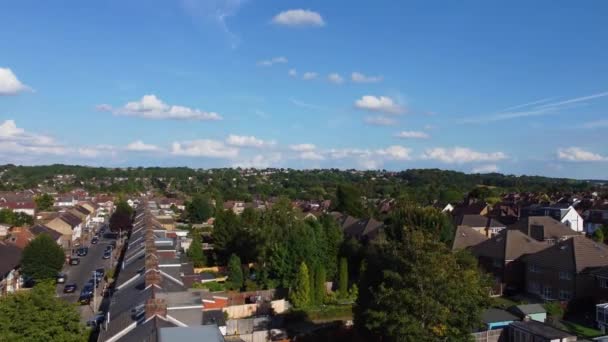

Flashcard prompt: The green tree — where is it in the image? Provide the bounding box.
[593,228,605,243]
[186,194,213,223]
[354,230,490,341]
[290,262,311,309]
[0,281,86,341]
[34,193,55,211]
[338,257,348,298]
[21,234,65,281]
[313,265,327,305]
[0,209,33,227]
[389,205,455,245]
[335,184,365,217]
[187,231,206,267]
[109,200,133,233]
[227,254,244,291]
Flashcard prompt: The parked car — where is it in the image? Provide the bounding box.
[91,237,99,244]
[103,250,111,259]
[78,293,92,305]
[77,247,88,257]
[86,312,106,329]
[69,257,80,265]
[95,268,105,279]
[81,284,94,296]
[63,283,77,293]
[56,273,67,284]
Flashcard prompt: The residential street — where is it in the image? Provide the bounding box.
[56,223,117,324]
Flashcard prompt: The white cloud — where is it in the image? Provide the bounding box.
[171,139,238,158]
[557,147,607,162]
[226,134,275,148]
[395,131,429,139]
[302,72,318,80]
[272,9,325,27]
[288,69,297,77]
[289,143,316,152]
[180,0,246,49]
[0,120,66,155]
[364,116,397,126]
[351,72,382,84]
[0,68,31,95]
[472,164,499,173]
[375,145,412,160]
[299,151,325,160]
[257,56,288,67]
[126,140,161,152]
[234,153,282,168]
[327,73,344,84]
[78,147,101,158]
[98,94,222,121]
[581,119,608,129]
[422,147,507,164]
[355,95,405,115]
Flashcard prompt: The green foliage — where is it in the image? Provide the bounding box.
[313,265,326,305]
[544,301,565,319]
[186,194,213,223]
[338,257,348,298]
[21,234,65,281]
[334,184,365,217]
[354,230,490,341]
[388,205,455,244]
[187,231,206,267]
[226,254,244,291]
[109,200,133,233]
[593,228,605,243]
[0,209,34,227]
[191,281,225,292]
[34,193,54,211]
[291,262,311,309]
[0,281,86,341]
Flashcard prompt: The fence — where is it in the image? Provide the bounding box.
[471,329,507,342]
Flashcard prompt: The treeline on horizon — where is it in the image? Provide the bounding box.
[0,164,599,206]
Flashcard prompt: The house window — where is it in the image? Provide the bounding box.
[559,271,573,280]
[543,286,554,300]
[559,290,572,301]
[600,278,608,289]
[529,264,541,273]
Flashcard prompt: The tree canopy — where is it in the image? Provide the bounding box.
[0,281,86,341]
[354,230,490,341]
[109,200,133,233]
[185,194,213,223]
[0,209,33,227]
[187,231,206,268]
[226,254,244,291]
[34,193,55,211]
[21,234,65,281]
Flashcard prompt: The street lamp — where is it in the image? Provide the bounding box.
[92,271,97,311]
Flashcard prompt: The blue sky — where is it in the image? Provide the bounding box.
[1,1,608,179]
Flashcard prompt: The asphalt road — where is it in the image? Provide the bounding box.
[56,224,117,323]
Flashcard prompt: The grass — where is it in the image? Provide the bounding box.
[303,304,353,322]
[490,296,522,309]
[561,320,603,338]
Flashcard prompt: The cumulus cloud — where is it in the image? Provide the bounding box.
[375,145,412,160]
[98,94,222,121]
[257,56,288,67]
[355,95,405,115]
[302,72,318,80]
[289,143,316,152]
[364,116,397,126]
[234,153,282,168]
[472,164,499,173]
[126,140,161,152]
[0,120,66,155]
[422,147,507,164]
[288,69,297,77]
[557,147,607,162]
[395,131,429,139]
[272,9,325,27]
[226,134,275,148]
[171,139,238,158]
[0,68,31,95]
[299,151,325,160]
[327,73,344,84]
[351,72,382,83]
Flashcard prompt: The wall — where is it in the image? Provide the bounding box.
[471,328,507,342]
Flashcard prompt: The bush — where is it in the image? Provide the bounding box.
[192,281,226,292]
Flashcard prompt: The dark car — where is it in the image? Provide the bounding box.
[56,273,67,284]
[81,284,94,295]
[63,283,77,293]
[95,268,105,279]
[76,247,88,256]
[103,250,111,259]
[86,278,100,289]
[91,237,99,244]
[86,312,106,329]
[69,257,80,265]
[78,293,92,305]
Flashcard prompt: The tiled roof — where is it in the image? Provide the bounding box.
[471,229,549,261]
[0,241,22,276]
[509,216,580,241]
[524,236,608,272]
[452,225,487,251]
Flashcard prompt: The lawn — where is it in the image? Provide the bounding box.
[561,320,603,338]
[304,304,353,322]
[490,296,521,309]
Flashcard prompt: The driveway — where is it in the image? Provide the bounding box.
[56,224,118,324]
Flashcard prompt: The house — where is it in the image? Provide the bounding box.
[0,223,10,238]
[524,236,608,301]
[455,215,506,237]
[510,216,581,244]
[44,212,83,246]
[509,304,547,323]
[451,225,488,251]
[336,214,383,241]
[509,320,577,342]
[0,201,36,217]
[481,308,519,330]
[0,241,23,295]
[68,205,92,227]
[30,224,63,245]
[451,202,489,218]
[470,229,549,295]
[584,205,608,234]
[522,204,584,233]
[54,195,76,207]
[6,226,34,249]
[157,326,225,342]
[223,201,245,215]
[597,303,608,333]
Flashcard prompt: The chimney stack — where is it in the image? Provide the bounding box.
[145,297,167,319]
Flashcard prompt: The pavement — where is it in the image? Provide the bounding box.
[56,223,119,324]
